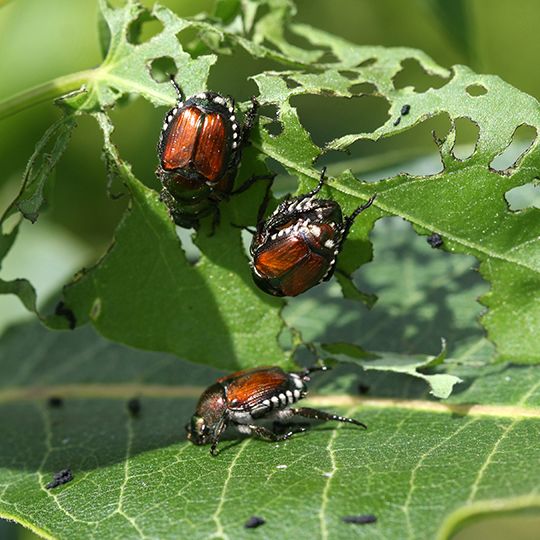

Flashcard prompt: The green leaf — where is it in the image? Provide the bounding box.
[0,116,75,321]
[251,26,540,364]
[320,339,462,399]
[0,320,539,539]
[61,1,217,112]
[58,112,286,370]
[3,116,76,224]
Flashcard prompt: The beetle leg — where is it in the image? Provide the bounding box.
[241,96,260,146]
[273,421,310,434]
[231,172,276,196]
[205,206,221,236]
[341,194,377,241]
[302,167,327,199]
[231,223,257,235]
[169,76,185,101]
[320,194,376,280]
[241,424,307,442]
[209,415,229,456]
[252,177,275,233]
[290,407,367,429]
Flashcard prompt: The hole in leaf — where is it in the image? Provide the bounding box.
[323,113,451,181]
[357,58,376,68]
[55,115,128,244]
[318,49,340,64]
[349,82,377,96]
[109,98,162,192]
[393,58,447,92]
[340,71,359,80]
[505,183,540,210]
[452,117,480,161]
[258,104,278,119]
[265,120,284,137]
[176,26,201,51]
[176,228,201,264]
[127,10,164,45]
[149,57,177,83]
[207,47,280,102]
[291,94,390,148]
[490,124,537,172]
[259,104,282,137]
[466,84,487,97]
[286,78,301,89]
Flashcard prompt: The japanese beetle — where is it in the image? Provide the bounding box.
[250,169,376,296]
[157,78,259,229]
[186,365,366,456]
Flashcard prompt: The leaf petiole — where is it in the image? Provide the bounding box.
[0,69,95,121]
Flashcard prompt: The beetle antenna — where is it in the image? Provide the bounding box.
[341,194,377,240]
[169,75,184,101]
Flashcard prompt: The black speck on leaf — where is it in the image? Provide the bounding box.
[401,104,411,115]
[127,397,141,417]
[393,116,401,126]
[342,514,377,525]
[48,396,63,408]
[427,233,444,248]
[46,469,73,489]
[357,383,370,395]
[54,301,77,330]
[244,516,265,529]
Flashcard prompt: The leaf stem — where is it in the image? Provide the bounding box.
[0,69,95,121]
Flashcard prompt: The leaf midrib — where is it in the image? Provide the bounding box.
[255,145,539,277]
[1,384,539,419]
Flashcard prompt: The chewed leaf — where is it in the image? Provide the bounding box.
[4,116,76,224]
[250,37,540,363]
[320,340,462,399]
[0,0,538,398]
[60,1,217,112]
[59,113,287,370]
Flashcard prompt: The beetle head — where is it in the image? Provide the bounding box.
[185,383,227,446]
[186,415,211,445]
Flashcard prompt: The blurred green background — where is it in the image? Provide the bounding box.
[1,0,540,538]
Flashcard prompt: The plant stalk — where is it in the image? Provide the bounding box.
[0,69,95,121]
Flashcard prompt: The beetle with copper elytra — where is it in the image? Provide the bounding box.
[250,168,377,296]
[186,366,366,456]
[157,79,259,229]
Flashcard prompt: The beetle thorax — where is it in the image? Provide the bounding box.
[195,383,228,426]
